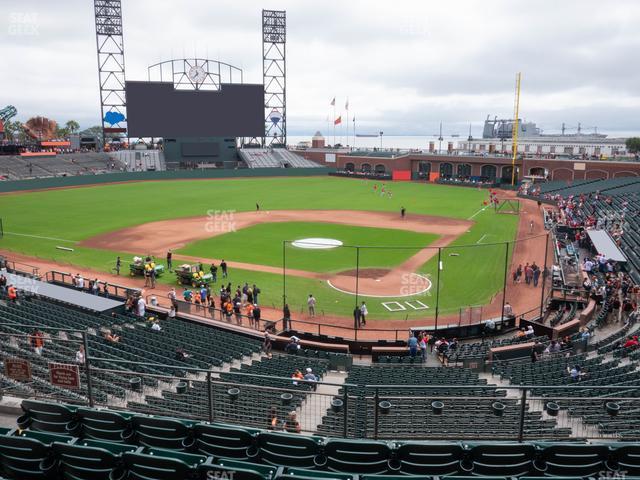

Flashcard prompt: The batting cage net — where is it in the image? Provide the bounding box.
[495,199,521,214]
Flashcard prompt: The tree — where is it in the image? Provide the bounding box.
[65,120,80,134]
[4,120,27,142]
[55,125,69,138]
[626,137,640,154]
[80,125,103,138]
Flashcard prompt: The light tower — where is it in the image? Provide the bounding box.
[94,0,127,145]
[262,10,286,147]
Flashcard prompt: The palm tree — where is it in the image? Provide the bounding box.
[65,120,80,134]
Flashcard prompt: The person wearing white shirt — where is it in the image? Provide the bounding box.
[137,297,146,317]
[75,345,85,364]
[151,321,161,332]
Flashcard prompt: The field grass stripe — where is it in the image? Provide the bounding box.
[4,231,78,243]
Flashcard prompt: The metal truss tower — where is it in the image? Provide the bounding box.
[262,10,286,147]
[94,0,127,143]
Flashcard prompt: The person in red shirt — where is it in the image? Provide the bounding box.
[7,284,17,302]
[623,336,639,349]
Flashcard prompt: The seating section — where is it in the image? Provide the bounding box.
[0,152,125,179]
[107,149,165,171]
[0,294,262,408]
[239,148,322,168]
[4,401,640,480]
[128,354,330,427]
[317,365,568,439]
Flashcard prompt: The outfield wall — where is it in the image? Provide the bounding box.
[0,167,334,193]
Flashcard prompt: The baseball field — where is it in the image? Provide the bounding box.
[0,176,522,320]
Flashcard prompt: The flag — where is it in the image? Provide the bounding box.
[345,98,349,110]
[334,116,342,125]
[330,97,335,106]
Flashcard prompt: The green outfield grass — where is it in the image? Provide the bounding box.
[179,222,439,273]
[0,176,519,319]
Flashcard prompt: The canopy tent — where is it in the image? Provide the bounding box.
[585,229,627,263]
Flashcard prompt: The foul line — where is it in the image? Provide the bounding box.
[476,234,488,244]
[467,205,489,220]
[4,231,78,243]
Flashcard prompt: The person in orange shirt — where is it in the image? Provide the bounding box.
[7,284,17,302]
[245,303,254,327]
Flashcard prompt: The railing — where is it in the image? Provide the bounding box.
[46,270,138,300]
[0,257,40,278]
[2,320,639,441]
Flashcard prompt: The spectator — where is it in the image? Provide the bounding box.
[175,347,190,360]
[7,284,17,302]
[525,325,535,338]
[262,332,272,358]
[75,345,85,364]
[307,294,317,317]
[568,365,585,381]
[29,328,45,355]
[151,321,161,332]
[0,273,6,293]
[407,334,418,358]
[253,304,261,329]
[545,340,561,354]
[303,368,318,390]
[623,336,639,349]
[268,407,279,430]
[285,411,301,433]
[360,302,368,326]
[291,369,304,386]
[285,336,300,354]
[137,296,146,318]
[503,302,514,319]
[105,330,120,343]
[418,333,427,363]
[283,303,291,330]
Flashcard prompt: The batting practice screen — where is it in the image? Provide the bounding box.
[125,81,264,138]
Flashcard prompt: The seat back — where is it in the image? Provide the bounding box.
[77,408,133,443]
[467,443,536,477]
[19,400,76,434]
[258,432,322,469]
[323,439,391,474]
[612,444,640,476]
[0,435,51,480]
[122,452,196,480]
[52,442,124,480]
[396,442,463,476]
[200,459,272,480]
[193,423,255,459]
[538,444,611,477]
[131,416,193,451]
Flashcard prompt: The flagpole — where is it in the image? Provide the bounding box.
[353,115,356,149]
[333,100,336,147]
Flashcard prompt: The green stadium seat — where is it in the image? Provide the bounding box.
[193,422,257,459]
[612,444,640,476]
[282,467,354,480]
[257,432,323,469]
[51,441,137,480]
[121,451,200,480]
[323,439,391,474]
[394,441,464,476]
[131,415,195,451]
[465,442,536,477]
[199,457,267,480]
[535,444,611,477]
[0,434,56,480]
[17,400,77,435]
[75,407,134,443]
[212,459,278,479]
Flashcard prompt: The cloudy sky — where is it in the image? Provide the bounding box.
[1,0,639,137]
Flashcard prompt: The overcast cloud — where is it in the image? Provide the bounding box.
[1,0,639,137]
